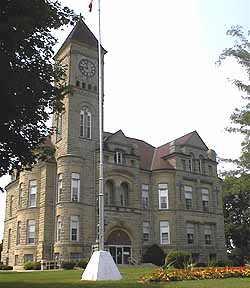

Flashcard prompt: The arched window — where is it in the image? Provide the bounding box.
[105,180,114,206]
[80,108,91,139]
[120,182,129,207]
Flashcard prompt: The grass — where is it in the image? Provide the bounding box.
[1,267,250,288]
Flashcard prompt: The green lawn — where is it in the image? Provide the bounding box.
[1,267,250,288]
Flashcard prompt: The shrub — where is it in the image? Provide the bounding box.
[33,262,41,270]
[197,262,207,267]
[1,265,13,270]
[165,250,191,269]
[76,259,88,269]
[24,261,35,270]
[142,244,165,266]
[61,261,75,270]
[216,259,233,267]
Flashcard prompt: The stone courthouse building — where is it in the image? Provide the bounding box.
[2,20,226,268]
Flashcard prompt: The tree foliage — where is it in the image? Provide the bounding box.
[223,175,250,265]
[0,0,77,180]
[219,26,250,265]
[218,26,250,175]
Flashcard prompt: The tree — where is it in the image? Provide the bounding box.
[218,25,250,175]
[223,175,250,265]
[0,0,77,181]
[219,26,250,265]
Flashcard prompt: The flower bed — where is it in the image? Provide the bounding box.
[141,266,250,282]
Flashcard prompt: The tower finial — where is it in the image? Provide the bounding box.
[79,13,85,20]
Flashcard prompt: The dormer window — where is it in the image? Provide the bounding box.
[114,151,123,165]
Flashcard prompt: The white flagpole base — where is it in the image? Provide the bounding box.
[81,251,122,281]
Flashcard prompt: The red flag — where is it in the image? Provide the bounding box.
[89,0,93,12]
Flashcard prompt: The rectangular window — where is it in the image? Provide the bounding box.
[115,151,123,164]
[143,222,150,242]
[80,114,84,137]
[24,254,33,263]
[16,221,21,245]
[160,221,170,244]
[57,216,62,242]
[7,229,11,250]
[204,224,212,245]
[208,165,213,176]
[70,215,79,242]
[15,255,19,266]
[187,223,194,244]
[27,220,36,245]
[56,113,62,142]
[202,188,209,212]
[85,113,91,139]
[57,174,63,202]
[188,159,192,172]
[18,183,23,208]
[184,186,192,209]
[158,184,168,209]
[28,180,37,207]
[71,173,80,202]
[142,184,149,209]
[182,159,186,171]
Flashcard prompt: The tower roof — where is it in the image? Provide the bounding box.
[54,18,106,58]
[65,18,99,48]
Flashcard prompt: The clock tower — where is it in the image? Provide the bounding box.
[53,18,106,156]
[51,19,106,259]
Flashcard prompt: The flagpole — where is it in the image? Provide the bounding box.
[82,1,122,280]
[97,0,104,252]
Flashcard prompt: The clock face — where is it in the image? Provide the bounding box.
[78,59,96,77]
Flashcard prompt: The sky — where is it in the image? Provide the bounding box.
[0,0,249,240]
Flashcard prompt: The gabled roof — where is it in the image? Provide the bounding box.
[128,137,155,171]
[174,130,208,149]
[54,18,106,59]
[103,130,210,171]
[150,143,175,171]
[105,130,127,143]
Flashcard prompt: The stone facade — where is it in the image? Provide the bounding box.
[2,20,226,268]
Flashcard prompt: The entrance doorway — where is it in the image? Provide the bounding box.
[109,246,131,264]
[107,229,132,264]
